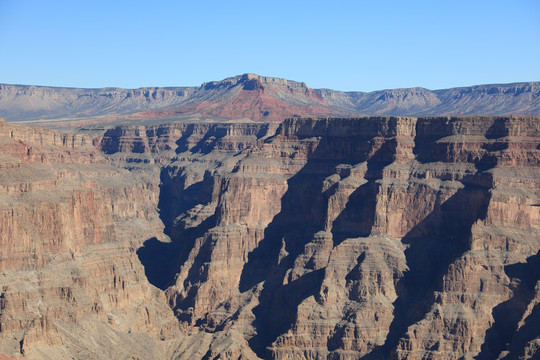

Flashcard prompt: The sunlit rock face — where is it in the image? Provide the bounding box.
[0,116,539,359]
[1,77,539,126]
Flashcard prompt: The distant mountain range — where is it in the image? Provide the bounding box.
[1,74,539,125]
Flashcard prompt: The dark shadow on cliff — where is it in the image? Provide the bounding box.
[137,237,182,290]
[174,125,195,154]
[240,137,395,292]
[157,168,214,233]
[240,138,350,293]
[330,182,377,245]
[240,134,397,357]
[362,176,492,360]
[476,250,540,360]
[362,118,507,359]
[139,123,274,313]
[330,140,395,246]
[500,302,540,360]
[414,117,509,166]
[325,252,367,352]
[175,124,231,155]
[137,214,217,291]
[168,215,219,323]
[137,162,215,291]
[248,269,326,358]
[240,146,336,357]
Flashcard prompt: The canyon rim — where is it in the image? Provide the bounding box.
[0,75,539,360]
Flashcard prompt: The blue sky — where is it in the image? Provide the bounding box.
[0,0,539,91]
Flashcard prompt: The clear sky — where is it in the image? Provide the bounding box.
[1,0,539,91]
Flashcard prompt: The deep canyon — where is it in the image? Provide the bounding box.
[0,113,538,359]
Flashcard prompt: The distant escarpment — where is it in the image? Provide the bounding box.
[0,116,539,359]
[1,75,539,125]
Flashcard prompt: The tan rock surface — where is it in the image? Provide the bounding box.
[0,118,180,359]
[0,116,538,359]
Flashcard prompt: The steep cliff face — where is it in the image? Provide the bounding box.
[0,116,539,359]
[0,118,180,359]
[100,115,539,359]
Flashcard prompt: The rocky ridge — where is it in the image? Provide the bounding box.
[1,75,539,125]
[0,84,195,124]
[0,116,539,359]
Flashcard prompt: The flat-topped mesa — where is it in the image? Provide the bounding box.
[201,73,309,91]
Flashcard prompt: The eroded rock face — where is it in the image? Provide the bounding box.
[0,118,180,359]
[0,116,539,359]
[2,76,539,125]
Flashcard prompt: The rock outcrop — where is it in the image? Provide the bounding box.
[0,118,180,359]
[0,116,539,359]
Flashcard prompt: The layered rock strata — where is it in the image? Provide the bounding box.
[2,75,539,125]
[0,118,180,359]
[0,116,538,359]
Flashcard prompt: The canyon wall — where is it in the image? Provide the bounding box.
[0,118,180,359]
[0,116,538,359]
